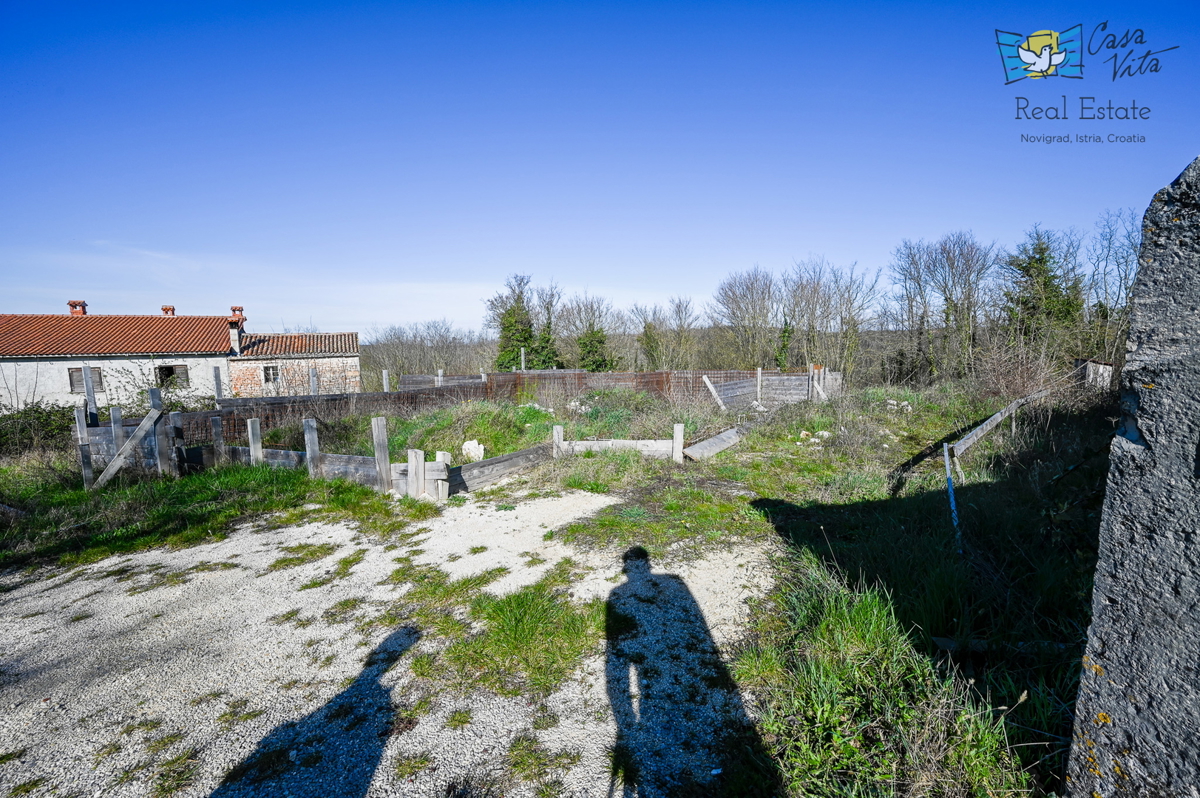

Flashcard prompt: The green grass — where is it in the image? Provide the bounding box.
[153,748,199,797]
[446,709,472,729]
[507,735,580,783]
[441,560,605,696]
[7,778,46,797]
[218,699,264,728]
[394,753,432,778]
[0,462,438,567]
[145,732,185,755]
[322,597,366,624]
[300,547,367,589]
[268,543,338,571]
[0,749,25,765]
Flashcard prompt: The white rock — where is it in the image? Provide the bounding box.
[462,440,485,461]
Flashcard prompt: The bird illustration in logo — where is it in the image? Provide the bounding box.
[995,24,1084,83]
[1018,36,1066,76]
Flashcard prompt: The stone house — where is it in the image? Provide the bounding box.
[0,300,360,408]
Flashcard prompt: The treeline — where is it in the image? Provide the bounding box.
[363,208,1139,394]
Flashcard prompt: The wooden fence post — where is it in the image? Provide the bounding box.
[74,405,94,489]
[213,366,224,400]
[212,415,226,464]
[168,411,184,477]
[248,418,264,465]
[110,407,125,454]
[552,425,564,458]
[80,364,99,427]
[435,451,451,502]
[372,417,391,493]
[672,423,685,464]
[382,369,390,393]
[309,368,319,396]
[303,418,321,477]
[149,388,170,476]
[407,449,425,499]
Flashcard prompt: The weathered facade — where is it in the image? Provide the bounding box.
[228,333,360,397]
[0,301,360,408]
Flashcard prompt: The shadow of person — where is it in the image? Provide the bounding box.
[605,547,783,798]
[210,626,420,798]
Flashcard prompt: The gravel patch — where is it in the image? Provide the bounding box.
[0,490,775,797]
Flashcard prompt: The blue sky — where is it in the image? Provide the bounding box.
[2,1,1197,333]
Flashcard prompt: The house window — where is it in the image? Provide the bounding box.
[155,365,190,388]
[263,366,280,384]
[68,367,104,393]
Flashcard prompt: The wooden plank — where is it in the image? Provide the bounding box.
[74,406,94,489]
[564,440,673,457]
[389,461,448,480]
[303,418,321,477]
[673,423,684,464]
[149,388,170,475]
[262,448,304,467]
[372,416,391,493]
[951,389,1051,457]
[248,418,264,465]
[683,426,742,460]
[702,375,726,411]
[92,409,162,490]
[452,447,545,491]
[212,416,226,463]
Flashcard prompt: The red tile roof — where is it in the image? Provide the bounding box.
[0,314,232,357]
[235,333,359,359]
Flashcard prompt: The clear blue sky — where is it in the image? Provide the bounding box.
[3,1,1197,333]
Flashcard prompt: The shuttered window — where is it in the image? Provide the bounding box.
[68,367,104,393]
[155,365,190,388]
[263,365,280,384]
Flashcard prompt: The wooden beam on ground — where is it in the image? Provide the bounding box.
[92,409,162,490]
[303,418,321,477]
[74,406,94,489]
[702,375,726,411]
[248,418,264,465]
[372,416,391,493]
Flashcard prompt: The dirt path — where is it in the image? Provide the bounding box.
[0,491,775,798]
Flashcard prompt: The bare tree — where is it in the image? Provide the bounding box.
[780,257,880,377]
[1085,208,1141,368]
[364,320,496,379]
[708,267,780,368]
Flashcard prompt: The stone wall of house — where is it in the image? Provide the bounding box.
[228,355,361,398]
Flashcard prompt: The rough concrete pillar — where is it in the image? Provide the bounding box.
[1067,156,1200,796]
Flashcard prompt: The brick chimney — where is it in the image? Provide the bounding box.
[68,300,87,316]
[161,305,176,316]
[228,306,246,354]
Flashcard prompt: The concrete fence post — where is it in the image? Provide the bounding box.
[74,405,94,489]
[303,418,321,477]
[434,451,451,502]
[248,418,264,466]
[372,417,391,493]
[382,369,390,393]
[520,348,526,371]
[110,407,125,455]
[149,388,170,476]
[309,368,319,396]
[436,369,444,388]
[672,423,685,464]
[756,367,762,403]
[211,415,226,464]
[80,363,99,427]
[407,449,425,499]
[213,366,224,400]
[552,425,564,458]
[168,411,184,477]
